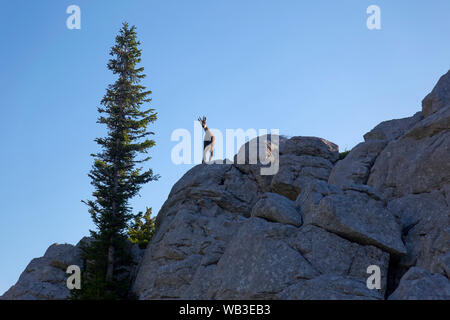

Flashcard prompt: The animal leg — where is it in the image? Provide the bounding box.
[203,146,209,164]
[209,149,213,162]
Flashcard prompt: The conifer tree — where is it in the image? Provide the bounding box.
[128,207,156,249]
[75,22,158,299]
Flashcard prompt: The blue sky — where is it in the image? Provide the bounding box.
[0,0,449,294]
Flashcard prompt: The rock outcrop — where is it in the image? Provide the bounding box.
[3,70,449,300]
[422,71,450,117]
[388,267,450,300]
[132,136,353,300]
[1,242,83,300]
[1,238,143,300]
[297,180,406,256]
[132,70,449,300]
[251,192,302,227]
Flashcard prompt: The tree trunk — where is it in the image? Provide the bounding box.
[106,242,115,282]
[106,137,120,283]
[106,193,117,282]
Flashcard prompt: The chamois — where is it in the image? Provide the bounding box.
[198,116,215,163]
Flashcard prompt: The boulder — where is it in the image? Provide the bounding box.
[159,164,261,222]
[1,237,143,300]
[363,112,423,142]
[208,218,318,299]
[208,218,388,299]
[387,191,450,278]
[278,136,339,162]
[1,243,83,300]
[234,135,338,196]
[297,180,406,256]
[234,134,284,166]
[277,275,383,300]
[422,69,450,117]
[251,192,302,227]
[404,105,450,140]
[329,112,423,189]
[271,154,334,200]
[328,140,387,188]
[368,113,450,199]
[133,207,247,299]
[288,224,389,297]
[388,267,450,300]
[233,134,283,189]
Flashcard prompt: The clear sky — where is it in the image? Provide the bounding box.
[1,0,449,294]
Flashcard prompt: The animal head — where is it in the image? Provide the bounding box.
[197,116,207,129]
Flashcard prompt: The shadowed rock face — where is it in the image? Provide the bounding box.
[131,71,449,300]
[298,180,406,256]
[325,70,450,298]
[132,136,353,300]
[388,267,450,300]
[251,192,302,227]
[0,238,143,300]
[1,243,83,300]
[422,70,450,117]
[3,70,449,300]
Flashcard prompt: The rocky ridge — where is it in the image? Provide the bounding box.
[2,70,449,300]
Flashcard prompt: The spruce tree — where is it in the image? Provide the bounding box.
[75,22,158,299]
